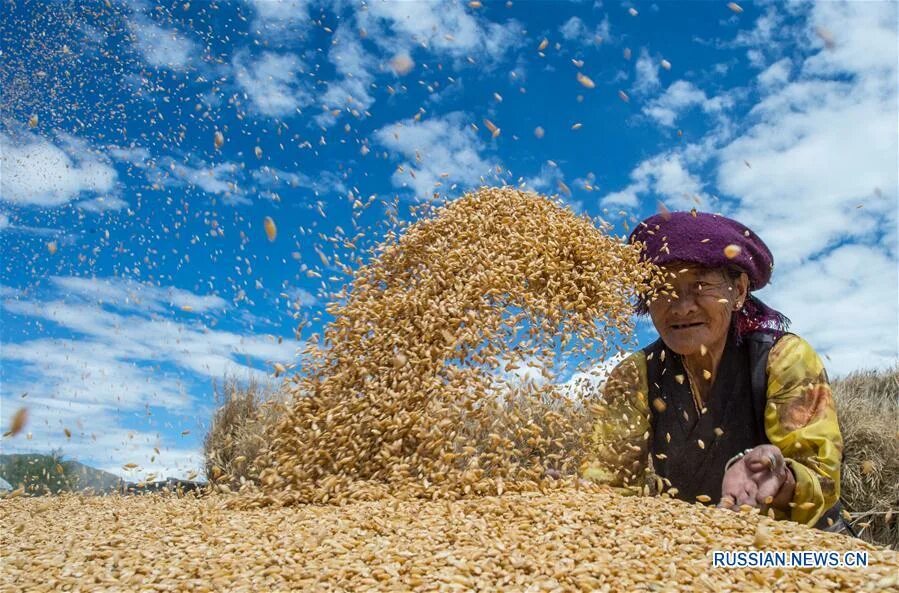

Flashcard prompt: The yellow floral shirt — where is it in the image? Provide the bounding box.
[582,334,842,526]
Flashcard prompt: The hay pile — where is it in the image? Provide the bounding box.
[833,366,899,548]
[238,187,662,506]
[203,376,282,489]
[3,491,896,592]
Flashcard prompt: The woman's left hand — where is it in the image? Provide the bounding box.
[718,444,796,511]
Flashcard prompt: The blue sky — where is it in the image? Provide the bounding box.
[1,0,896,480]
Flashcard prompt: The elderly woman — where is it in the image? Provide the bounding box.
[583,211,846,531]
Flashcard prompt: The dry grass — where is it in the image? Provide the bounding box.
[3,490,896,592]
[833,365,899,549]
[203,375,283,489]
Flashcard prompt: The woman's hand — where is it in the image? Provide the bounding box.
[718,444,795,511]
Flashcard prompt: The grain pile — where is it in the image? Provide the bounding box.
[237,187,662,506]
[3,491,897,592]
[4,188,898,592]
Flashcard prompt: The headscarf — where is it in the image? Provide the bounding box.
[628,210,790,341]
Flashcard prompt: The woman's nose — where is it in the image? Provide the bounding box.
[667,290,698,314]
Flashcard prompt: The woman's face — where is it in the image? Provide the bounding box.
[648,264,749,356]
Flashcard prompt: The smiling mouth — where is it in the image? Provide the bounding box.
[671,322,705,330]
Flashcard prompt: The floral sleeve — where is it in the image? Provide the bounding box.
[581,352,651,495]
[764,334,842,526]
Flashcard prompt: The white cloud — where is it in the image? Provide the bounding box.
[635,1,897,376]
[600,152,707,211]
[233,51,312,118]
[523,162,566,195]
[1,277,304,477]
[374,112,496,199]
[720,86,896,266]
[0,284,22,298]
[642,80,732,127]
[50,276,228,314]
[759,243,897,376]
[757,58,792,90]
[130,19,198,70]
[0,390,204,482]
[803,1,897,77]
[556,352,626,400]
[730,6,792,70]
[155,158,247,204]
[245,0,312,39]
[251,166,348,197]
[0,222,59,236]
[714,0,898,374]
[559,15,610,45]
[358,2,525,64]
[0,132,117,208]
[560,16,586,40]
[633,48,660,95]
[0,212,9,230]
[174,162,241,195]
[287,287,318,308]
[108,145,151,166]
[733,7,782,49]
[76,196,129,212]
[316,24,377,126]
[107,146,249,204]
[2,337,193,412]
[3,281,301,381]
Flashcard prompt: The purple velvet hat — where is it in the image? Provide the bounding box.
[627,211,775,290]
[628,210,790,338]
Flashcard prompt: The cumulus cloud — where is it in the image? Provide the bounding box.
[600,152,707,210]
[0,384,205,482]
[50,276,229,314]
[147,157,248,205]
[233,51,312,118]
[1,277,302,478]
[357,2,525,65]
[523,162,566,195]
[130,19,198,70]
[642,80,733,127]
[287,287,318,308]
[757,58,792,90]
[719,4,897,269]
[758,243,897,376]
[106,145,251,204]
[316,24,377,126]
[556,352,626,400]
[633,48,660,95]
[0,132,118,208]
[251,166,348,198]
[374,112,496,200]
[76,196,129,212]
[729,6,794,70]
[245,0,312,40]
[559,15,610,45]
[618,1,897,375]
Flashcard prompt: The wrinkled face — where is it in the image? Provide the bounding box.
[648,264,749,356]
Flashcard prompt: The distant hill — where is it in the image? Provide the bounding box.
[0,454,124,494]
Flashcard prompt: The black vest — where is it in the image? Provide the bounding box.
[643,329,778,502]
[643,329,844,530]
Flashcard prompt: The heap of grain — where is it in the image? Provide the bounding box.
[5,492,897,592]
[241,187,662,506]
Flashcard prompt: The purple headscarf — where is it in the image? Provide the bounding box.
[628,210,790,340]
